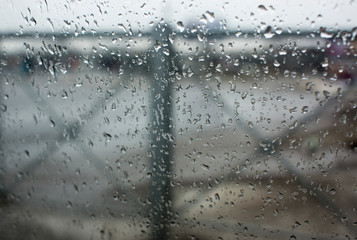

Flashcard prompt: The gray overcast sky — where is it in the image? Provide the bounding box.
[0,0,356,34]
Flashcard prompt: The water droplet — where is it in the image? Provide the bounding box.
[30,17,37,25]
[66,201,72,208]
[25,150,30,158]
[215,193,220,201]
[103,132,112,142]
[47,18,54,32]
[215,63,222,72]
[104,117,110,124]
[49,119,55,127]
[273,209,278,216]
[201,164,210,170]
[305,82,314,92]
[120,146,127,154]
[289,107,297,113]
[118,23,127,32]
[275,27,282,34]
[258,5,267,11]
[73,184,79,193]
[235,31,242,37]
[74,78,83,87]
[0,104,7,112]
[99,43,108,51]
[60,89,68,99]
[154,42,161,52]
[319,27,333,38]
[205,11,215,23]
[200,14,208,24]
[163,48,170,56]
[113,191,119,200]
[273,60,280,67]
[197,34,204,42]
[279,49,287,55]
[264,26,275,38]
[176,21,185,32]
[321,59,329,68]
[301,106,309,113]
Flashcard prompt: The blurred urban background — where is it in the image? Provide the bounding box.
[0,0,356,239]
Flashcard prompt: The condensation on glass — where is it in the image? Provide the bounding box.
[0,1,356,240]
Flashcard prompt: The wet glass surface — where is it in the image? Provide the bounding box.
[0,1,356,239]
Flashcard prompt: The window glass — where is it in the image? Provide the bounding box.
[0,1,356,239]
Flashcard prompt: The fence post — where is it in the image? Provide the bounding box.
[0,75,7,203]
[148,22,174,240]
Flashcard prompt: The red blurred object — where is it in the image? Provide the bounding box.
[326,37,356,83]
